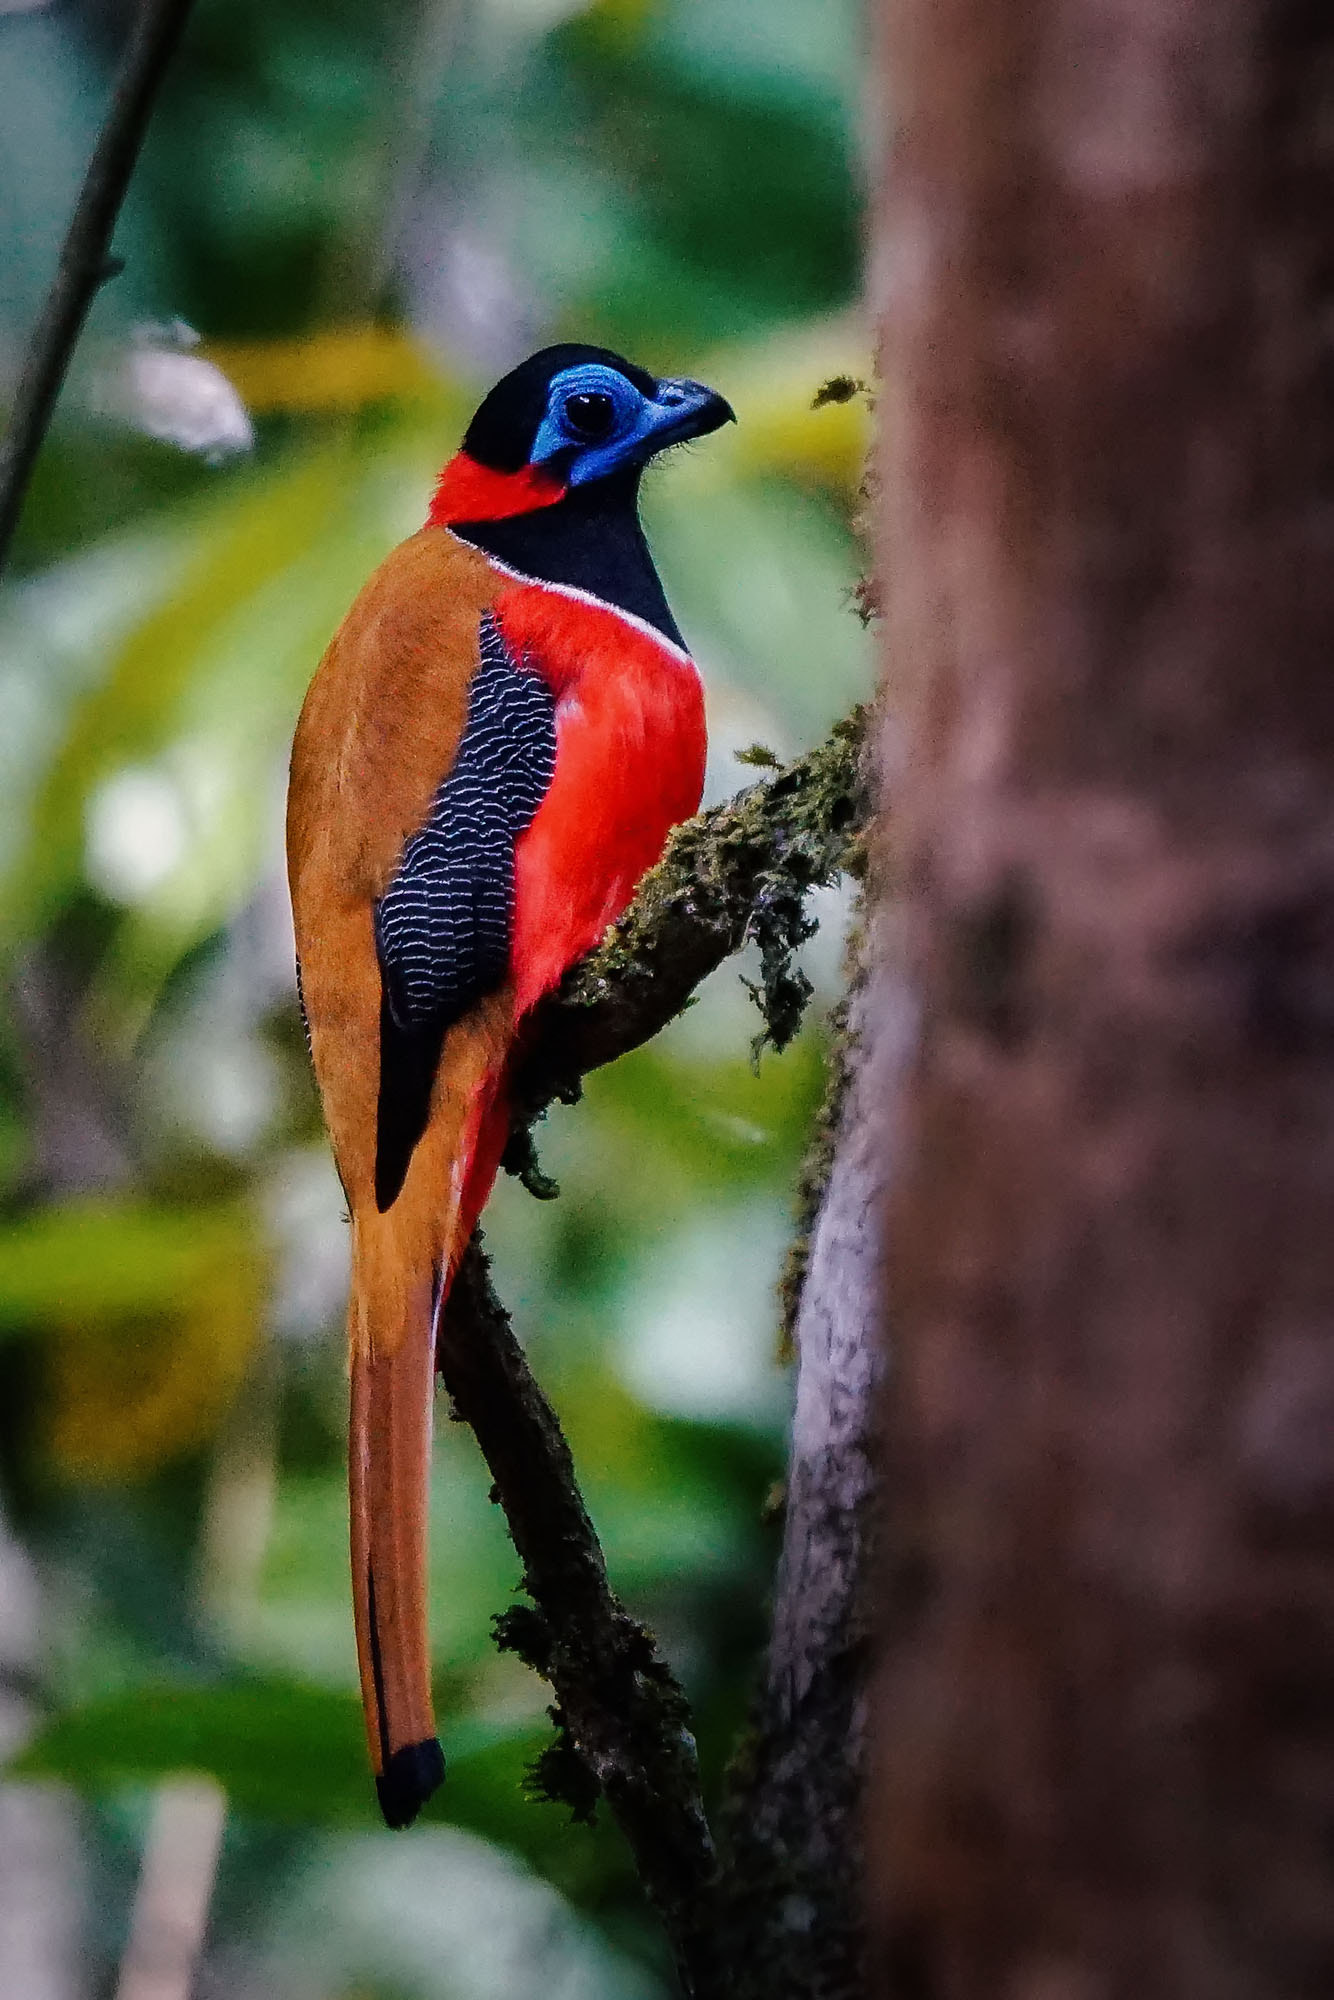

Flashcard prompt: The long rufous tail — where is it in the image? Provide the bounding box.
[347,1009,509,1829]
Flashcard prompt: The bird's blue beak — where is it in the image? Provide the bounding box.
[640,378,737,454]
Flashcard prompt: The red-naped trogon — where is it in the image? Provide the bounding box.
[286,346,734,1828]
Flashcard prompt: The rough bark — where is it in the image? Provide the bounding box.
[870,0,1334,1995]
[718,903,911,2000]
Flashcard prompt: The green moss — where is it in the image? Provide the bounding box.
[575,705,867,1039]
[525,1710,601,1825]
[811,374,867,408]
[507,705,871,1160]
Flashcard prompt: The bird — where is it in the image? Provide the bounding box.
[286,345,734,1830]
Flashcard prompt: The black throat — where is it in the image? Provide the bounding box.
[450,470,685,649]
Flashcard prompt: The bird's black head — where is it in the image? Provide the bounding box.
[432,345,735,648]
[461,344,735,487]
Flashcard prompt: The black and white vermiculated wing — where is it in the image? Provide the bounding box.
[372,610,556,1210]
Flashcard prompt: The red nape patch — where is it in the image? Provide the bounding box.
[427,453,566,527]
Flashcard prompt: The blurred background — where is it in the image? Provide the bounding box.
[0,0,871,1992]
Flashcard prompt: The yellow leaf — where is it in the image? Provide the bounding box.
[0,1200,266,1480]
[681,317,873,497]
[199,328,450,416]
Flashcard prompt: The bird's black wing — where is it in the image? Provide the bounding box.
[372,610,556,1210]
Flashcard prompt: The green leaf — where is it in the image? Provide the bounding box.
[0,1198,253,1329]
[14,1677,552,1844]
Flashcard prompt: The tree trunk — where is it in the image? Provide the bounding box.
[869,0,1334,1995]
[719,908,910,1998]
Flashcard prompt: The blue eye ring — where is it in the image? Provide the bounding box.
[529,362,669,480]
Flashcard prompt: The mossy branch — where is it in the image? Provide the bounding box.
[440,1242,721,1998]
[439,708,871,1995]
[511,706,869,1132]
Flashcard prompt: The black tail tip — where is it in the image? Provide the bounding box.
[376,1738,446,1829]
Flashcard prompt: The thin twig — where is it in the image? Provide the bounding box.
[0,0,198,579]
[440,715,871,1995]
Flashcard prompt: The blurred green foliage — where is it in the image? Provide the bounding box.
[0,0,870,1993]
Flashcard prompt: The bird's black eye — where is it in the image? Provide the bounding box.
[562,391,617,442]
